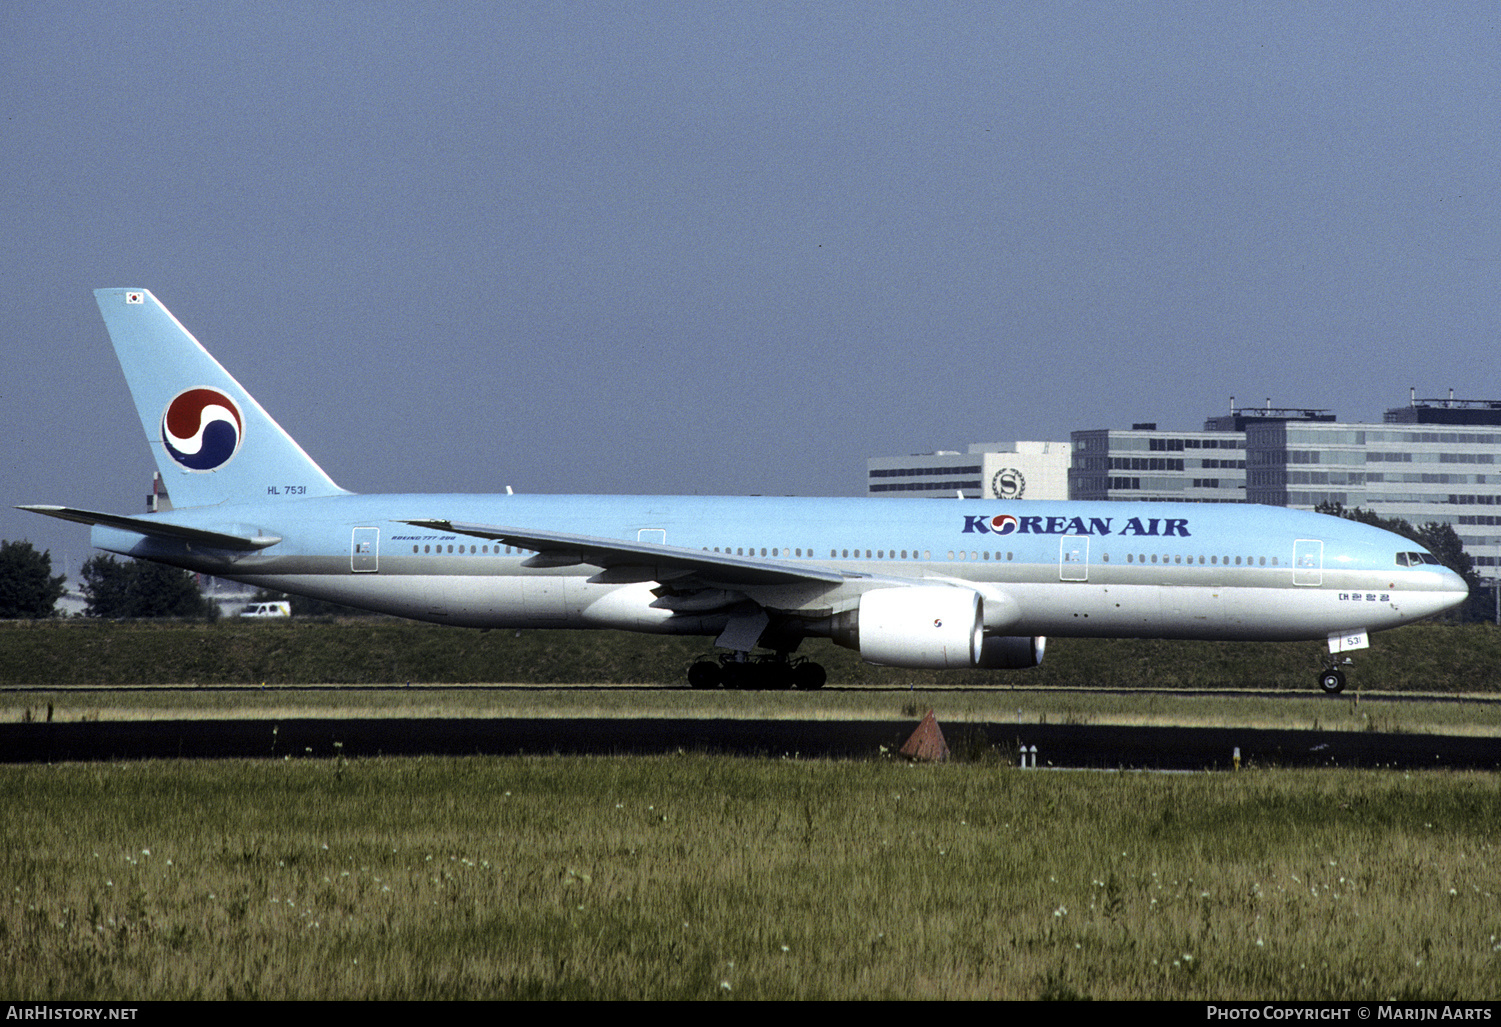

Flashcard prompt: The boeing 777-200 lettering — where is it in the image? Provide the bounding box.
[22,289,1469,693]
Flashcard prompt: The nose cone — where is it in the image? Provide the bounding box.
[1393,565,1470,625]
[1438,567,1470,611]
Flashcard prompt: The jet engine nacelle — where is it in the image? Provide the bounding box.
[843,586,984,669]
[824,587,1046,671]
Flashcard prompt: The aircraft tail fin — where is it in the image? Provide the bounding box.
[93,289,347,508]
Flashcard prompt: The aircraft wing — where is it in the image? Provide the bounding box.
[17,505,283,552]
[400,518,855,588]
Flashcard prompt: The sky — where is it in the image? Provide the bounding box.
[4,1,1499,580]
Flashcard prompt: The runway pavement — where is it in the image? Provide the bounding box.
[2,716,1497,770]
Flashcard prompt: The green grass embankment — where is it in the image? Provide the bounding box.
[1,618,1498,691]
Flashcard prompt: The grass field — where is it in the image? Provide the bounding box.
[6,619,1500,738]
[3,757,1498,1000]
[4,619,1497,1000]
[4,618,1501,692]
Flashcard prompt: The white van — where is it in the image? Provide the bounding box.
[239,601,291,618]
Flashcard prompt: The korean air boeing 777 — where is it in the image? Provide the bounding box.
[22,289,1468,693]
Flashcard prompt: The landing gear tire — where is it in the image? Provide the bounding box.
[1318,669,1346,695]
[791,661,827,690]
[688,661,721,690]
[684,654,827,690]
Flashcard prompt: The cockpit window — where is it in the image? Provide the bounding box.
[1396,551,1442,567]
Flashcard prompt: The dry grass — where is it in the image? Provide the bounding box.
[2,756,1498,1000]
[7,682,1499,739]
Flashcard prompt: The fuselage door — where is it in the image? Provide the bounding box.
[1059,534,1089,581]
[352,526,379,573]
[1293,539,1322,586]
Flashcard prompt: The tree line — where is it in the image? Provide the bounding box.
[0,541,214,620]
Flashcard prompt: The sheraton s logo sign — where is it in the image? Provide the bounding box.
[963,514,1191,537]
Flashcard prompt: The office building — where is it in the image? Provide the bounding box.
[1246,396,1501,571]
[1069,423,1248,503]
[872,397,1501,570]
[867,441,1070,500]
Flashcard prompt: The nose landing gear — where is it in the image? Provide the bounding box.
[1318,656,1354,695]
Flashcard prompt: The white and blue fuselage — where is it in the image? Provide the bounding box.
[88,493,1462,644]
[24,290,1469,691]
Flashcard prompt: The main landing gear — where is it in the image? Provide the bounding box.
[687,653,827,691]
[1318,657,1354,695]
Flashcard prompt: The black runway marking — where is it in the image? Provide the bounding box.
[1,718,1496,770]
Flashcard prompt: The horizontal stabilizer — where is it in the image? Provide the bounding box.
[17,505,282,551]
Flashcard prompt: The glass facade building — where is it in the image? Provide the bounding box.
[1067,401,1501,573]
[1246,420,1501,571]
[878,399,1501,572]
[1068,425,1247,502]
